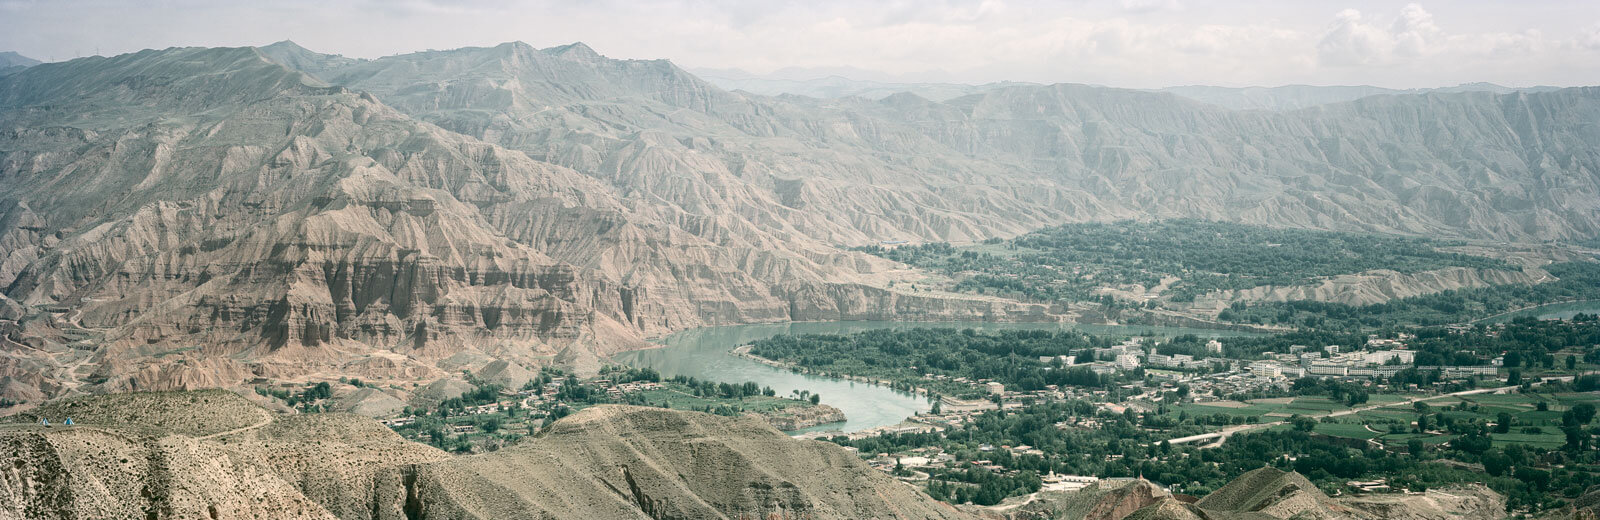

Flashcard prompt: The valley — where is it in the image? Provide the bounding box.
[4,40,1600,405]
[0,26,1598,520]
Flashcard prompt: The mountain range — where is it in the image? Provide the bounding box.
[1,41,1597,398]
[692,66,1562,109]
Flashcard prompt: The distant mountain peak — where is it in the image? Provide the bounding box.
[0,51,42,69]
[261,40,307,51]
[544,42,602,61]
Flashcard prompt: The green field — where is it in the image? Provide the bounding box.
[1313,422,1382,439]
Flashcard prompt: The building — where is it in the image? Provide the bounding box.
[1364,350,1416,365]
[1116,354,1142,372]
[1206,340,1223,354]
[1041,473,1101,493]
[985,382,1005,395]
[1423,366,1498,378]
[1248,361,1282,378]
[1308,362,1348,377]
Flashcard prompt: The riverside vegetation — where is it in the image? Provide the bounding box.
[256,365,838,453]
[746,318,1600,512]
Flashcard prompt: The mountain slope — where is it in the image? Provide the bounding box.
[0,51,40,77]
[0,391,974,520]
[278,42,1600,243]
[1017,467,1505,520]
[1157,83,1561,111]
[0,45,1040,397]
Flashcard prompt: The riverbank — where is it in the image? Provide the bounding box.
[732,345,941,399]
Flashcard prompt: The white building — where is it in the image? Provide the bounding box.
[1116,354,1142,372]
[1364,350,1416,365]
[1249,361,1282,378]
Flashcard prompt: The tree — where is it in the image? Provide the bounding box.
[1494,412,1513,433]
[1567,355,1577,371]
[1292,415,1317,432]
[1451,431,1492,454]
[1572,403,1597,425]
[1506,369,1522,386]
[810,394,821,405]
[1482,450,1512,476]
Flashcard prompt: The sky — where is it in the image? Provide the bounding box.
[2,0,1598,89]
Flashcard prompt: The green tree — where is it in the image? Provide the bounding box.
[1572,403,1597,425]
[1494,412,1513,434]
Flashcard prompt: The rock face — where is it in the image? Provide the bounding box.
[0,45,1048,397]
[4,41,1599,397]
[0,391,973,520]
[1011,479,1168,520]
[1189,265,1546,311]
[1193,467,1352,519]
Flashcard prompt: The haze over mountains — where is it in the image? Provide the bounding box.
[1,41,1598,399]
[693,66,1563,109]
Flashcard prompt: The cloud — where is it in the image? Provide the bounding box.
[1118,0,1181,14]
[1578,23,1600,50]
[1317,3,1559,69]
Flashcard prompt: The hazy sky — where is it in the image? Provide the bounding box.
[3,0,1598,88]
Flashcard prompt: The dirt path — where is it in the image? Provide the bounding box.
[196,411,273,440]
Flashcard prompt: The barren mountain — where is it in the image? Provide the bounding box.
[1157,83,1561,111]
[1014,467,1505,520]
[0,390,973,519]
[0,45,1036,398]
[2,41,1598,398]
[0,52,38,78]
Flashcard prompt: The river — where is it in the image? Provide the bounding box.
[613,320,1257,434]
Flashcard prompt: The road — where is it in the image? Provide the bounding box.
[1163,376,1573,448]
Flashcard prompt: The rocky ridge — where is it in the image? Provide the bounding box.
[0,44,1048,398]
[1011,467,1506,520]
[0,391,972,520]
